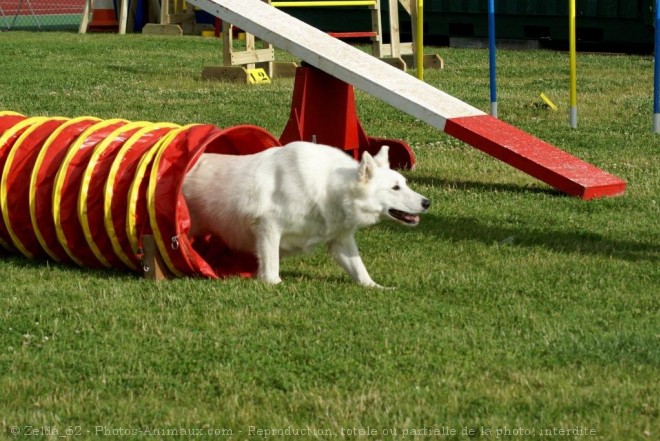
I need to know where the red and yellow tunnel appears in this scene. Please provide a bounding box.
[0,111,281,278]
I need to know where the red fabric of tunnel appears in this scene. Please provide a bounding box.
[0,112,281,278]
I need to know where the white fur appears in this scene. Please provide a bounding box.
[182,141,430,288]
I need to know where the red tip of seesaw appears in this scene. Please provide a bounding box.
[444,115,626,200]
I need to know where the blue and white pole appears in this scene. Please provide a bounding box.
[488,0,497,118]
[654,0,660,133]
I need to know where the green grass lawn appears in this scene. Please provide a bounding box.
[0,32,658,440]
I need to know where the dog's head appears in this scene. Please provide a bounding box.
[356,146,431,226]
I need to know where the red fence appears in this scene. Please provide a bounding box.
[1,0,86,29]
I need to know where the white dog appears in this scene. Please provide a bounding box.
[182,141,430,287]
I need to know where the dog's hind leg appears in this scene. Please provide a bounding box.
[254,219,282,284]
[328,235,383,288]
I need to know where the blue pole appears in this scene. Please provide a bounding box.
[488,0,497,118]
[654,0,660,133]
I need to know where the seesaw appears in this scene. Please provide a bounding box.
[187,0,625,200]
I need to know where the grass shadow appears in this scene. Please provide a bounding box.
[0,254,139,280]
[388,214,659,263]
[409,176,563,197]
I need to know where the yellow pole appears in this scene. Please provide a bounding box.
[416,0,423,80]
[569,0,577,128]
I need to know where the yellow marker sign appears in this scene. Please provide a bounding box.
[540,93,558,111]
[247,68,271,84]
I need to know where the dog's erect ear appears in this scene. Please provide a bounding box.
[358,152,376,183]
[373,145,390,168]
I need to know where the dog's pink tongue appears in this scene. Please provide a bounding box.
[408,214,420,224]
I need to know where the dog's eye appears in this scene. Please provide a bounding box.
[392,185,401,191]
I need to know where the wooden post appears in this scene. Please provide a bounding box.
[118,0,128,33]
[78,0,90,33]
[370,0,383,57]
[388,0,401,58]
[222,19,233,67]
[141,235,174,281]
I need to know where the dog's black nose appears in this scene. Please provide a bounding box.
[422,198,431,210]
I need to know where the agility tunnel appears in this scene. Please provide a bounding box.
[0,110,281,278]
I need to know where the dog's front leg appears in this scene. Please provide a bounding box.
[328,234,383,288]
[254,219,282,284]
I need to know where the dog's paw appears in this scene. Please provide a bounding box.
[259,275,282,285]
[362,281,395,290]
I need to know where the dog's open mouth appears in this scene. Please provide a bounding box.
[388,209,420,226]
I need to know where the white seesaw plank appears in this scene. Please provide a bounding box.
[185,0,485,131]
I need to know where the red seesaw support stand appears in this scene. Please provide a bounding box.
[280,66,416,170]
